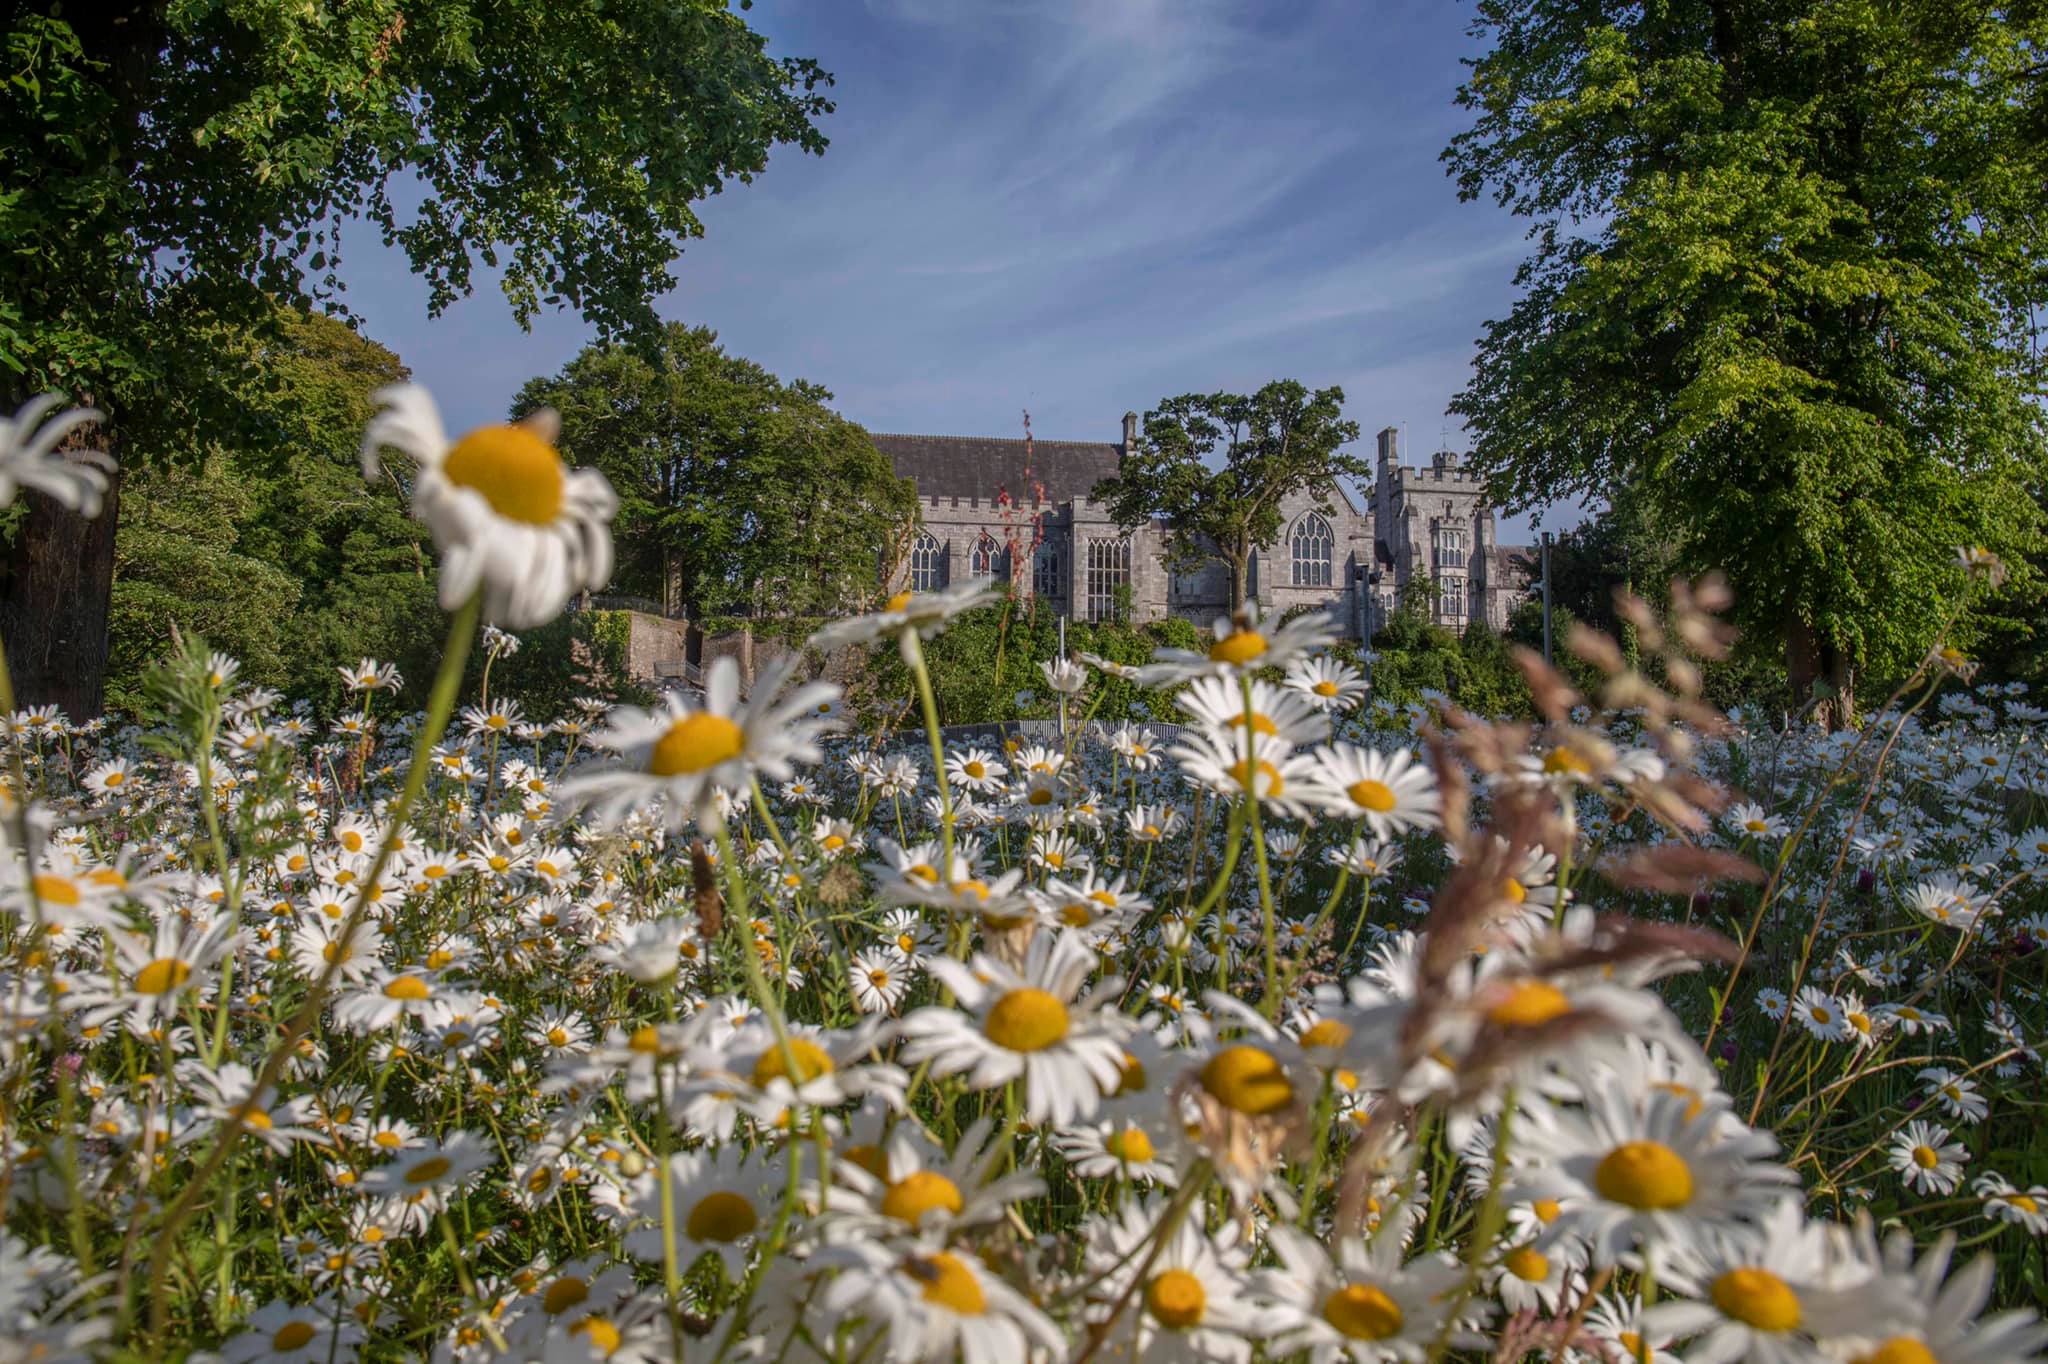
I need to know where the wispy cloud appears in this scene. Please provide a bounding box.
[340,0,1566,539]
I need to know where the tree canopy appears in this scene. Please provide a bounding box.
[1,0,833,712]
[514,324,919,631]
[1091,382,1367,611]
[108,312,440,711]
[1444,0,2048,720]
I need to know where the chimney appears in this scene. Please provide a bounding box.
[1376,426,1400,471]
[1122,411,1139,450]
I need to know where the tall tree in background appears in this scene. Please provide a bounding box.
[1445,1,2048,723]
[1092,382,1366,611]
[515,325,918,630]
[0,0,832,713]
[108,312,442,711]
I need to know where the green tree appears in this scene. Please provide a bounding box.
[1367,577,1462,705]
[1445,0,2048,723]
[1,0,833,713]
[515,325,919,630]
[1451,617,1533,718]
[1092,382,1367,611]
[107,313,441,710]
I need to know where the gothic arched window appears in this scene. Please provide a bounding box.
[910,531,946,591]
[1085,536,1132,623]
[1032,537,1063,599]
[1290,512,1334,588]
[970,534,1009,580]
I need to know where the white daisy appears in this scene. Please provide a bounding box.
[1304,744,1442,838]
[1508,1087,1796,1267]
[897,929,1129,1126]
[1256,1223,1475,1363]
[0,394,111,514]
[1887,1120,1967,1196]
[560,657,839,831]
[360,385,615,626]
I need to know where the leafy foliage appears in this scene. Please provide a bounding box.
[1092,382,1367,610]
[107,314,441,711]
[854,597,1203,729]
[1,1,832,414]
[1444,0,2048,714]
[514,325,918,628]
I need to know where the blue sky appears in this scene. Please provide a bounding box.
[343,0,1572,540]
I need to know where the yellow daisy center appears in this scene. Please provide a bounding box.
[1146,1268,1207,1329]
[751,1038,835,1087]
[133,957,192,995]
[32,874,80,906]
[650,712,744,777]
[1592,1140,1694,1210]
[383,975,432,1001]
[1228,757,1284,797]
[1208,631,1267,665]
[1504,1246,1549,1282]
[1488,981,1570,1029]
[1105,1127,1155,1163]
[1200,1044,1294,1115]
[1323,1283,1403,1340]
[964,761,986,779]
[882,1170,964,1224]
[1710,1267,1801,1332]
[1532,1198,1562,1224]
[405,1156,452,1185]
[271,1321,318,1351]
[983,987,1070,1051]
[1911,1145,1939,1170]
[1115,1052,1149,1094]
[1347,778,1396,812]
[1851,1340,1937,1364]
[1542,747,1590,776]
[885,591,915,612]
[1298,1018,1353,1049]
[843,1144,889,1180]
[2009,1194,2040,1214]
[914,1252,985,1315]
[542,1275,589,1315]
[684,1191,758,1242]
[1313,680,1341,697]
[442,424,566,525]
[571,1317,622,1354]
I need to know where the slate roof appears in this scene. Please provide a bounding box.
[869,433,1123,506]
[1492,544,1537,584]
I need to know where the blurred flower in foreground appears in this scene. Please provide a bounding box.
[0,395,113,516]
[361,384,616,627]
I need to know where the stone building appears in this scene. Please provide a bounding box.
[868,418,1528,642]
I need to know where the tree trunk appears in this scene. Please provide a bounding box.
[0,463,122,718]
[1785,609,1856,730]
[1228,554,1248,612]
[663,546,683,617]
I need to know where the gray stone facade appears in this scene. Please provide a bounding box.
[869,420,1528,642]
